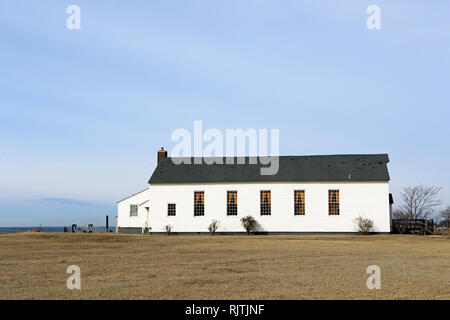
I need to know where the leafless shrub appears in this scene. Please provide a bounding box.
[164,224,172,235]
[240,215,256,235]
[208,220,220,235]
[354,215,374,234]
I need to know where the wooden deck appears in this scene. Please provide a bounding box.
[392,219,435,235]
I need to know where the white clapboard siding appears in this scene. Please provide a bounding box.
[118,181,390,233]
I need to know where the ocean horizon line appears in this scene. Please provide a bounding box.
[0,226,116,233]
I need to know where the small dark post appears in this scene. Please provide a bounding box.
[106,215,109,232]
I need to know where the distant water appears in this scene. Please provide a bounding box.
[0,226,115,233]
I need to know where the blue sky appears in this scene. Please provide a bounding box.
[0,1,449,226]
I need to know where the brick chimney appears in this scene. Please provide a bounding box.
[157,147,167,164]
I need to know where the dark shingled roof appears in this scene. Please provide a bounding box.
[148,154,390,184]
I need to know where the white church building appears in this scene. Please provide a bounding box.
[117,149,392,234]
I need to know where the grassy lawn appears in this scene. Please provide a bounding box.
[0,233,449,299]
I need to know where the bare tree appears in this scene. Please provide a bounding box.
[441,205,450,230]
[393,209,407,219]
[396,184,442,219]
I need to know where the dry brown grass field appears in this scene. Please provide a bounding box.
[0,232,449,300]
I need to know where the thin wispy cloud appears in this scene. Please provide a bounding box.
[41,198,96,206]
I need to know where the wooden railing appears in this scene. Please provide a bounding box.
[392,219,435,235]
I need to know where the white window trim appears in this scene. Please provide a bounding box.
[167,202,177,217]
[259,189,272,216]
[193,190,205,217]
[226,190,238,217]
[294,189,306,216]
[328,189,340,216]
[129,204,138,217]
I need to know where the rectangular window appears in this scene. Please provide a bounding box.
[294,190,305,215]
[227,191,238,216]
[130,204,138,217]
[260,190,271,215]
[329,190,340,215]
[194,191,205,216]
[167,203,176,216]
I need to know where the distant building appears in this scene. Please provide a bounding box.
[117,149,392,234]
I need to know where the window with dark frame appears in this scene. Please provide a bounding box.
[294,190,305,215]
[227,191,238,216]
[328,190,340,215]
[194,191,205,216]
[260,190,271,215]
[167,203,176,216]
[130,204,138,217]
